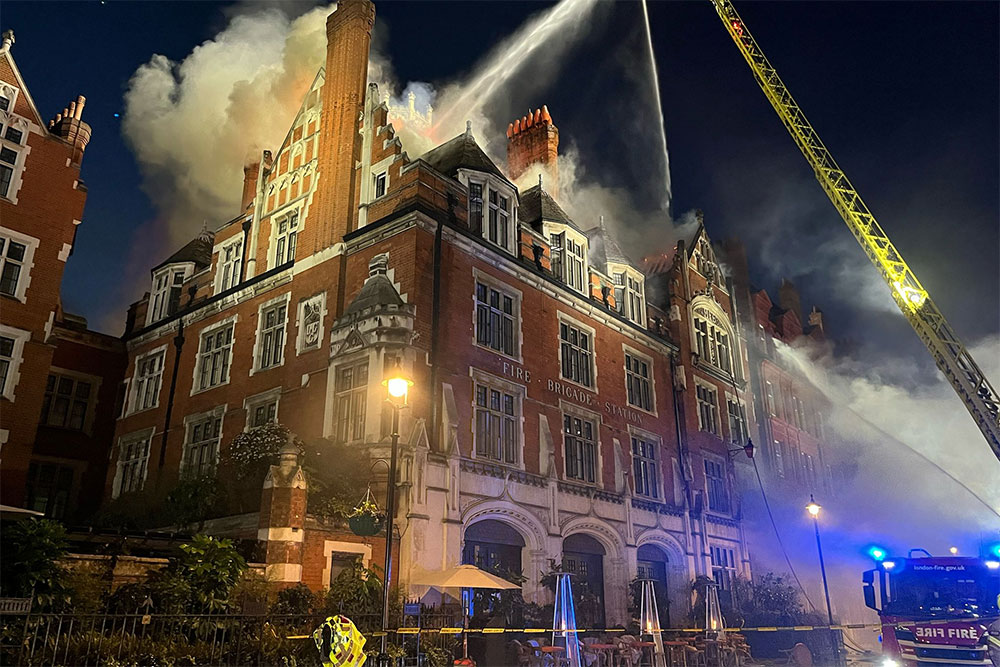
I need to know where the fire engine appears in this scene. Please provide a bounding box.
[862,549,1000,666]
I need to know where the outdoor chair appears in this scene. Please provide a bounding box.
[616,635,642,667]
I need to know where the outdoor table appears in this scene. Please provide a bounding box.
[663,640,689,667]
[632,641,656,667]
[535,645,568,667]
[585,643,618,667]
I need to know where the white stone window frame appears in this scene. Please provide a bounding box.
[545,223,589,295]
[269,205,302,270]
[627,424,663,501]
[295,291,327,355]
[694,377,721,437]
[373,170,388,199]
[702,452,731,515]
[608,262,645,326]
[556,311,599,394]
[559,399,604,487]
[111,427,154,499]
[690,296,741,380]
[329,349,375,445]
[621,343,657,417]
[725,391,749,446]
[213,235,245,295]
[457,170,519,256]
[709,541,740,588]
[147,262,194,326]
[251,292,292,375]
[0,324,30,401]
[180,404,227,477]
[469,368,526,470]
[321,541,372,589]
[0,84,30,205]
[190,314,238,396]
[128,344,168,416]
[0,226,39,303]
[42,366,102,434]
[471,268,523,364]
[244,387,282,431]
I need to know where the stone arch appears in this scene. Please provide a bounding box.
[560,516,625,560]
[636,530,691,625]
[461,499,546,554]
[635,530,686,565]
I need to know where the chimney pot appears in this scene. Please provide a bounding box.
[74,95,86,120]
[533,108,541,124]
[68,101,77,118]
[513,119,521,134]
[506,123,514,138]
[541,105,551,122]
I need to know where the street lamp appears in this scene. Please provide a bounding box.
[380,360,411,651]
[806,495,834,627]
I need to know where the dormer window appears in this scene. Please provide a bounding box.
[469,183,484,233]
[550,231,587,293]
[148,265,190,325]
[487,189,511,251]
[611,265,645,325]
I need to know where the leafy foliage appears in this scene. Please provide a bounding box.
[171,535,247,613]
[271,583,318,616]
[688,572,824,628]
[0,518,71,610]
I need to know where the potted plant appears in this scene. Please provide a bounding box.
[348,488,385,537]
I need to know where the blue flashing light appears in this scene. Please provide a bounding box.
[990,543,1000,559]
[881,560,897,570]
[868,546,887,561]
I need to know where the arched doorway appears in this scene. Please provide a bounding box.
[563,533,606,628]
[636,544,671,627]
[462,519,525,577]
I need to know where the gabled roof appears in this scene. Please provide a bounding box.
[420,129,508,184]
[0,36,47,129]
[342,274,404,317]
[518,183,579,232]
[152,235,214,273]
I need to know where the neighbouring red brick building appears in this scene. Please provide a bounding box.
[105,0,755,620]
[0,30,126,519]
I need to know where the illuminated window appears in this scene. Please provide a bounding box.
[474,382,520,465]
[564,414,597,483]
[334,360,368,443]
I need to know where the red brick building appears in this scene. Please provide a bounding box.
[0,30,124,517]
[106,0,754,620]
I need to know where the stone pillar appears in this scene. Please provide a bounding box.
[258,438,308,587]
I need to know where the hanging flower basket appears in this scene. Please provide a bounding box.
[348,488,385,537]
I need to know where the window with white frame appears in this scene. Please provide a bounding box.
[560,320,593,388]
[148,266,188,324]
[0,326,28,400]
[183,412,222,477]
[256,299,288,371]
[710,544,738,590]
[249,397,278,429]
[613,269,645,325]
[0,98,26,201]
[131,349,165,413]
[468,182,484,234]
[474,382,520,465]
[475,280,518,357]
[772,439,785,477]
[551,232,586,292]
[40,373,93,431]
[704,457,730,513]
[374,171,387,199]
[217,238,243,292]
[195,322,234,391]
[114,432,151,498]
[631,435,659,499]
[696,383,719,435]
[563,413,597,483]
[692,307,734,375]
[765,380,777,417]
[0,234,30,297]
[487,188,511,251]
[274,211,299,266]
[727,397,748,445]
[625,352,652,412]
[333,359,368,443]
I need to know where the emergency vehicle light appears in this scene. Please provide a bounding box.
[986,560,1000,570]
[867,546,887,561]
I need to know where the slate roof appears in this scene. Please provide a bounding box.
[153,235,214,273]
[587,220,633,271]
[420,130,508,183]
[518,184,579,232]
[342,274,404,317]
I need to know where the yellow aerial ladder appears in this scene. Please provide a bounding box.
[710,0,1000,460]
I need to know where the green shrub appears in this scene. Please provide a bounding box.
[0,518,70,610]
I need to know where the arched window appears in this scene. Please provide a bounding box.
[463,519,525,576]
[636,544,671,626]
[563,534,606,627]
[691,299,737,377]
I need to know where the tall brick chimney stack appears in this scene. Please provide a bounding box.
[48,95,91,165]
[307,0,375,255]
[242,155,261,213]
[778,277,802,325]
[507,106,559,195]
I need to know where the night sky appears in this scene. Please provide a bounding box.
[4,1,998,383]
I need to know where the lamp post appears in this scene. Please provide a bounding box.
[805,495,834,626]
[380,361,411,654]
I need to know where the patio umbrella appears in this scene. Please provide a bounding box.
[410,564,521,659]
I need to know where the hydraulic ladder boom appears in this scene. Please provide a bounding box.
[710,0,1000,460]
